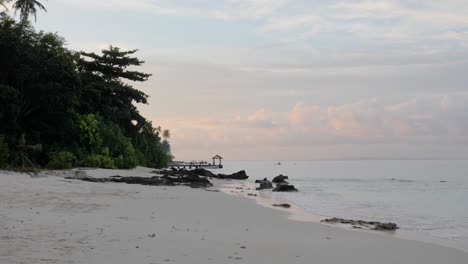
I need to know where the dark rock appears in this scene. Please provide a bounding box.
[255,178,269,183]
[66,173,213,188]
[321,217,398,231]
[273,203,291,208]
[190,168,215,177]
[216,170,249,180]
[158,169,249,181]
[373,222,398,231]
[256,181,273,190]
[272,174,289,184]
[272,184,298,192]
[247,193,258,197]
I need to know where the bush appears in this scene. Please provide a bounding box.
[0,135,9,168]
[80,154,115,169]
[114,155,136,169]
[47,151,76,170]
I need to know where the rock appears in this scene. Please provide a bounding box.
[247,193,258,197]
[273,203,291,208]
[190,168,215,177]
[159,169,250,181]
[216,170,249,180]
[272,184,298,192]
[66,174,213,188]
[255,177,269,183]
[256,181,273,190]
[272,174,289,184]
[373,222,398,231]
[321,217,398,231]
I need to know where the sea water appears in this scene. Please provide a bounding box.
[217,160,468,251]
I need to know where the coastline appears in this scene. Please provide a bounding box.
[219,179,468,253]
[1,167,468,263]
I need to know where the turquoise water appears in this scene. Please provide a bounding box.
[217,160,468,250]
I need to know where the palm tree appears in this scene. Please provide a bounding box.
[12,0,47,22]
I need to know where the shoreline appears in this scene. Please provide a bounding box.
[1,168,468,263]
[217,179,468,253]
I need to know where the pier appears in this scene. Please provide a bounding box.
[169,155,224,169]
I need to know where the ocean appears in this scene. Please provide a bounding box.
[216,160,468,251]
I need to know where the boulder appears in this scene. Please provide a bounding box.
[255,177,269,183]
[217,170,249,180]
[256,181,273,190]
[272,184,298,192]
[272,174,289,184]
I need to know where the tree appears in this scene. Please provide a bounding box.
[12,0,47,22]
[78,46,151,137]
[0,16,80,164]
[0,16,172,169]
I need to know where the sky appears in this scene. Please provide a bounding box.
[7,0,468,160]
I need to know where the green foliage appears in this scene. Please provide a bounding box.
[0,135,9,168]
[80,154,115,169]
[47,151,76,170]
[0,16,172,169]
[133,120,172,168]
[77,114,102,151]
[0,16,80,156]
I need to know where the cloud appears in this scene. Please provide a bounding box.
[288,102,323,126]
[154,93,468,160]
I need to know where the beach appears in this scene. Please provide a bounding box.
[1,167,468,264]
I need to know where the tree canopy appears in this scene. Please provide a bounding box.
[0,15,172,169]
[12,0,47,22]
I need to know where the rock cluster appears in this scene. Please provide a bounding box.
[255,175,298,192]
[67,169,250,189]
[321,217,398,231]
[159,168,249,180]
[67,174,213,188]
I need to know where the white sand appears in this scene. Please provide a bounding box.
[1,168,467,264]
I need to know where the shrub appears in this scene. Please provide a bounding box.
[47,151,76,170]
[0,135,9,168]
[80,154,115,169]
[134,149,147,167]
[77,113,102,151]
[114,155,136,169]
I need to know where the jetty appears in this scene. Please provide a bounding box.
[169,155,224,169]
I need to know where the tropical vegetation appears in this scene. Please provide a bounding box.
[0,2,173,169]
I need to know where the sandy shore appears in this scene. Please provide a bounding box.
[1,167,468,264]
